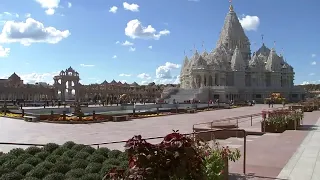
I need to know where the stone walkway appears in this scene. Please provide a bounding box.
[277,117,320,180]
[0,104,279,152]
[229,111,320,180]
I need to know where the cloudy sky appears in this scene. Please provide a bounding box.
[0,0,319,85]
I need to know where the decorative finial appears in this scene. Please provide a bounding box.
[184,50,186,56]
[229,0,234,11]
[202,41,205,51]
[273,41,276,48]
[261,34,264,44]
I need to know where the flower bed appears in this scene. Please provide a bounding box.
[0,142,128,180]
[38,114,112,123]
[261,109,303,133]
[0,112,22,118]
[106,130,241,179]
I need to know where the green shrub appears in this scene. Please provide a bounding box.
[85,163,102,173]
[42,173,65,180]
[8,148,25,157]
[49,163,71,174]
[15,164,34,175]
[23,177,40,180]
[71,144,85,151]
[80,173,101,180]
[119,161,129,169]
[0,172,24,180]
[36,161,54,170]
[26,167,49,179]
[70,159,89,169]
[56,156,73,164]
[52,147,69,156]
[16,154,33,162]
[0,167,10,177]
[80,146,95,154]
[34,151,50,160]
[108,150,122,158]
[0,154,15,165]
[100,164,117,175]
[103,158,121,166]
[45,155,60,164]
[62,141,76,149]
[117,152,128,161]
[65,168,86,178]
[43,143,59,153]
[65,178,78,180]
[62,150,77,158]
[93,148,110,158]
[25,147,42,155]
[24,157,42,166]
[87,154,106,164]
[2,159,22,170]
[73,152,90,160]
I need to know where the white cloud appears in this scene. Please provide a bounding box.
[123,2,139,12]
[45,9,55,15]
[137,73,151,79]
[25,13,31,18]
[0,18,70,46]
[129,47,136,52]
[35,0,60,15]
[311,61,316,65]
[80,64,94,67]
[156,62,181,79]
[119,73,131,77]
[312,54,316,58]
[122,40,134,46]
[125,19,170,40]
[112,55,117,59]
[154,75,180,84]
[148,45,152,49]
[0,12,19,24]
[239,15,260,31]
[309,73,315,76]
[67,2,72,8]
[301,81,310,85]
[0,45,10,57]
[109,6,118,13]
[115,41,120,44]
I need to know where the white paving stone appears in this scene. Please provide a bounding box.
[277,117,320,180]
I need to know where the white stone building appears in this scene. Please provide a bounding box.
[170,4,305,103]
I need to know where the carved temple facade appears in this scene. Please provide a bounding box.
[171,4,305,103]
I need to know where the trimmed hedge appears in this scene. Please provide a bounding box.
[0,142,127,179]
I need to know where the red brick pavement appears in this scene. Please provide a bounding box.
[229,111,320,180]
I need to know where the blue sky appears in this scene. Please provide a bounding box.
[0,0,319,85]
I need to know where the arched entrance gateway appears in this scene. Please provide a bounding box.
[53,67,80,101]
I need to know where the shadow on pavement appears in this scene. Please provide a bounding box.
[229,173,289,180]
[297,124,318,131]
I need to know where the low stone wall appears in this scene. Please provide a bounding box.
[23,103,229,115]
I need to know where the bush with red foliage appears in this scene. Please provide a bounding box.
[106,130,206,180]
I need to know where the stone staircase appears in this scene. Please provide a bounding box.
[165,89,199,103]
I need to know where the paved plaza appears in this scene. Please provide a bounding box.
[0,104,278,152]
[2,104,320,179]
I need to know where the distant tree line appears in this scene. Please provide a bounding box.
[297,84,320,91]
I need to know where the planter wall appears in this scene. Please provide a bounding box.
[261,122,286,133]
[286,119,301,130]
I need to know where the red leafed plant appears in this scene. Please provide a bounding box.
[107,130,206,179]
